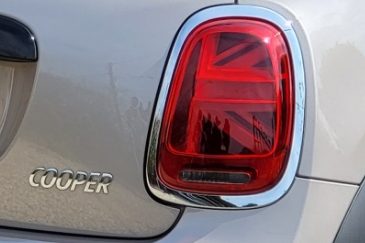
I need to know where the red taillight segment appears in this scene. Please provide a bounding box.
[158,18,294,195]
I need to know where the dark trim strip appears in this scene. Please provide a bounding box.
[0,15,37,62]
[335,177,365,243]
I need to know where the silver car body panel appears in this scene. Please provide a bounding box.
[0,0,362,242]
[0,178,355,243]
[161,178,357,243]
[0,0,228,238]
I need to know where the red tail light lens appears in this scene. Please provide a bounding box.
[157,18,294,195]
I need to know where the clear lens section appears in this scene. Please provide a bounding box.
[158,19,294,195]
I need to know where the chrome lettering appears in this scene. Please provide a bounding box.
[29,167,112,194]
[84,172,100,193]
[96,173,113,193]
[29,167,46,187]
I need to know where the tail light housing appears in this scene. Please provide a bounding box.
[146,5,305,209]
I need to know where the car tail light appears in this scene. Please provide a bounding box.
[146,5,305,208]
[157,18,293,195]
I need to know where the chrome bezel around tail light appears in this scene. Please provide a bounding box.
[145,5,305,209]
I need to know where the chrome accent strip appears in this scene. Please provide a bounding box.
[146,5,305,209]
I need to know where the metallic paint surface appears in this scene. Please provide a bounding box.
[0,178,355,243]
[0,0,361,241]
[160,178,357,243]
[0,0,230,238]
